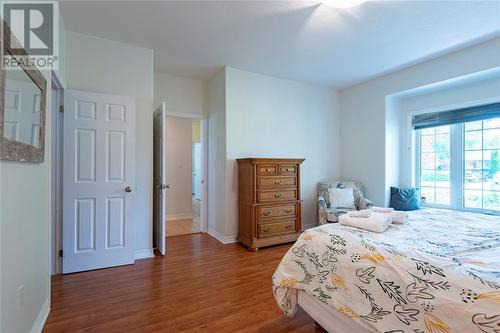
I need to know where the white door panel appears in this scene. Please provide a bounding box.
[63,90,135,273]
[153,103,166,255]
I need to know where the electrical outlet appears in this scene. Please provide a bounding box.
[17,285,24,308]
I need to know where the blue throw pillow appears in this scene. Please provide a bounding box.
[390,187,420,211]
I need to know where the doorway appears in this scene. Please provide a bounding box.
[164,116,202,236]
[152,107,208,253]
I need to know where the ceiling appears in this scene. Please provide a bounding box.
[60,1,500,88]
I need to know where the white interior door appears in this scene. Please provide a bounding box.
[153,103,167,255]
[62,89,135,273]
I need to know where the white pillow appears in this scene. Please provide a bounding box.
[328,187,356,208]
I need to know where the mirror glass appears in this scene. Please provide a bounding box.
[3,69,42,147]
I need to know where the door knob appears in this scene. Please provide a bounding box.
[125,186,133,193]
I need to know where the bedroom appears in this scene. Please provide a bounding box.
[0,0,499,332]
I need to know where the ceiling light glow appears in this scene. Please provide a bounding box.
[322,0,369,9]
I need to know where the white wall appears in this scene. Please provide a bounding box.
[394,69,500,190]
[65,31,154,255]
[154,72,207,115]
[1,70,52,333]
[0,10,69,331]
[396,70,500,114]
[166,116,193,219]
[54,13,67,88]
[339,38,500,206]
[214,67,340,239]
[384,96,402,205]
[207,69,227,238]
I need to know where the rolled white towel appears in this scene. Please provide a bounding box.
[339,212,392,233]
[370,207,408,224]
[348,210,371,218]
[371,206,394,213]
[390,211,409,224]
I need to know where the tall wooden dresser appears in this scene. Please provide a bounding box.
[237,158,305,251]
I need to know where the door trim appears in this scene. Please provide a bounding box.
[50,71,64,275]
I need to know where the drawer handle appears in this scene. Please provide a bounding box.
[285,168,293,172]
[285,209,293,214]
[265,168,272,172]
[263,227,271,232]
[274,193,283,198]
[285,225,293,230]
[274,179,282,184]
[263,211,271,216]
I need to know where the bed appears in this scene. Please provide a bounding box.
[272,208,500,333]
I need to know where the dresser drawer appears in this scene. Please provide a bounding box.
[258,165,277,176]
[258,219,296,238]
[279,165,297,175]
[258,189,297,203]
[257,176,296,189]
[258,204,296,219]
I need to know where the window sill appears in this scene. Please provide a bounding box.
[421,203,500,216]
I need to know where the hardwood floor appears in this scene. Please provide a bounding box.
[43,233,321,332]
[166,217,201,237]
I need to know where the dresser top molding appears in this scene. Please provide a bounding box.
[236,158,305,164]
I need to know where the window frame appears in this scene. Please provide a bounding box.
[415,121,500,215]
[415,125,455,209]
[462,120,500,213]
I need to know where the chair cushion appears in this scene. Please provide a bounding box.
[389,186,421,211]
[328,187,356,208]
[326,207,356,222]
[318,181,365,209]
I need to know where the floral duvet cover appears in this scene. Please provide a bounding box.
[272,208,500,333]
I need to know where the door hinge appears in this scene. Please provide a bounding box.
[58,249,63,257]
[59,105,64,113]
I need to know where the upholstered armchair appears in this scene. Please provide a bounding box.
[318,180,373,224]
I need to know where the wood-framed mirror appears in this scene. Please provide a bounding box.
[0,20,47,163]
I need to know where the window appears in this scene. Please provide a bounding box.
[464,119,500,210]
[419,126,450,205]
[415,111,500,213]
